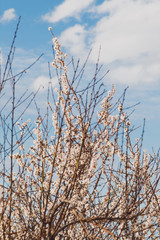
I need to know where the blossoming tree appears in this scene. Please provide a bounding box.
[0,24,160,240]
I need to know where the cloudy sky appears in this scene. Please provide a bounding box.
[0,0,160,152]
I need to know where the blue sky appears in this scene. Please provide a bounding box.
[0,0,160,152]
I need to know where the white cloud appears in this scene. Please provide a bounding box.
[93,0,160,86]
[109,65,142,85]
[90,0,160,63]
[0,8,16,23]
[32,76,58,92]
[42,0,94,23]
[57,0,160,86]
[59,24,87,59]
